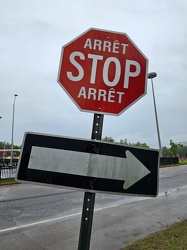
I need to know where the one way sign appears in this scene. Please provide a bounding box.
[16,132,159,197]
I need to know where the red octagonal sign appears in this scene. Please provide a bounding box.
[58,28,148,116]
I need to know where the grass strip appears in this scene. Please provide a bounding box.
[122,220,187,250]
[0,178,17,185]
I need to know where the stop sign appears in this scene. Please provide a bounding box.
[57,28,148,115]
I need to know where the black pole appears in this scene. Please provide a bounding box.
[78,113,104,250]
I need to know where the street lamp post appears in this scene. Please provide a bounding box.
[10,94,18,165]
[147,72,162,157]
[0,116,2,141]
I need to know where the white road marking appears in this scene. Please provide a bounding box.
[0,185,187,234]
[0,211,82,233]
[0,203,121,233]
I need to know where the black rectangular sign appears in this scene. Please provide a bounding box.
[16,132,159,196]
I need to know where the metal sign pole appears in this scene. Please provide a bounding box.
[78,113,104,250]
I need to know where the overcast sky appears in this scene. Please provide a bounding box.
[0,0,187,149]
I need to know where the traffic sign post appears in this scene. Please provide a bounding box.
[16,28,155,249]
[78,113,104,250]
[58,28,148,115]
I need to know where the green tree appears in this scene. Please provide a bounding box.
[102,136,115,142]
[177,144,187,158]
[119,139,150,148]
[162,146,172,157]
[129,141,150,148]
[0,141,11,149]
[169,140,178,156]
[119,139,128,145]
[0,141,21,150]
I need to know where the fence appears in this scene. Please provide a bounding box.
[160,157,179,165]
[0,166,17,180]
[0,157,180,181]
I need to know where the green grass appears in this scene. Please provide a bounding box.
[0,178,17,185]
[179,159,187,165]
[121,220,187,250]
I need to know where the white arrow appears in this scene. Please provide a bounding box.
[28,146,150,190]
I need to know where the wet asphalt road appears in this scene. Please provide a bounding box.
[0,165,187,249]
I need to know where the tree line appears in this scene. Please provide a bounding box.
[0,141,21,157]
[0,141,21,150]
[0,139,187,158]
[102,137,187,158]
